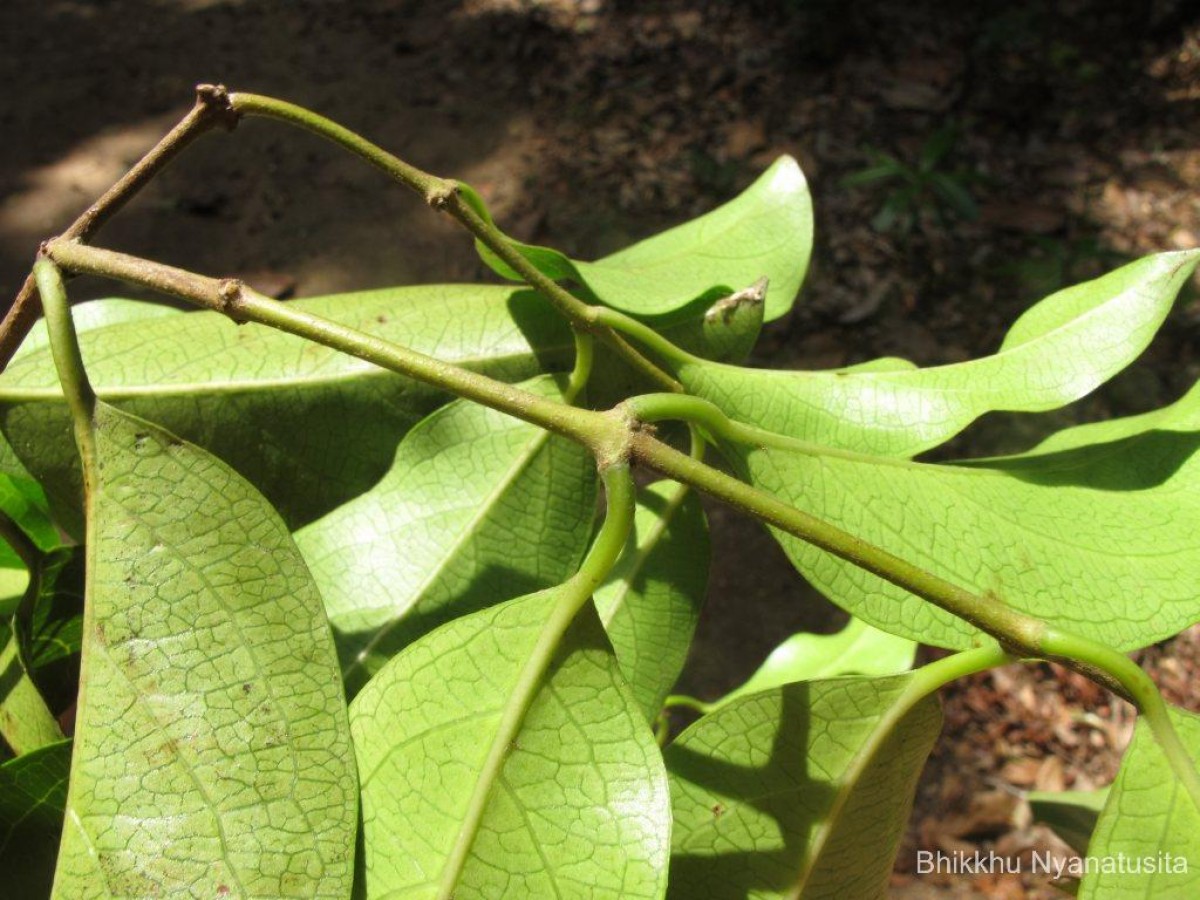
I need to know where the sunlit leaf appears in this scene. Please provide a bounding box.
[296,376,596,694]
[0,283,758,534]
[594,480,709,720]
[677,251,1199,457]
[351,591,670,898]
[726,377,1200,650]
[53,404,357,897]
[468,156,813,321]
[709,617,917,710]
[0,284,574,533]
[1080,709,1200,898]
[666,672,941,898]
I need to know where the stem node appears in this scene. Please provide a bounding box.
[425,179,460,209]
[194,83,240,131]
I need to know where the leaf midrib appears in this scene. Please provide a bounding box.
[0,341,571,404]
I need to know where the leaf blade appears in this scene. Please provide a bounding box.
[351,592,670,898]
[1080,709,1200,898]
[666,672,941,898]
[679,251,1199,457]
[594,480,710,720]
[473,156,813,321]
[53,404,358,898]
[729,377,1200,650]
[296,376,597,692]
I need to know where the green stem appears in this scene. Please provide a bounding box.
[564,330,594,404]
[33,260,96,464]
[590,305,702,367]
[45,240,625,461]
[630,432,1050,657]
[1040,629,1200,814]
[436,464,634,898]
[663,693,713,716]
[227,92,682,393]
[627,392,912,469]
[43,241,1157,725]
[906,646,1011,697]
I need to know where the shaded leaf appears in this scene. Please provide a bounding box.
[678,251,1199,457]
[296,376,596,694]
[594,480,709,721]
[725,377,1200,650]
[666,672,941,898]
[0,631,63,755]
[0,739,71,898]
[0,285,758,535]
[0,284,574,533]
[351,591,670,899]
[710,617,917,710]
[468,156,813,321]
[1028,788,1109,855]
[53,404,357,897]
[1081,709,1200,898]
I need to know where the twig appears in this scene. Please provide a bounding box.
[0,84,238,370]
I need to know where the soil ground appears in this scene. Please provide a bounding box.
[4,1,1200,896]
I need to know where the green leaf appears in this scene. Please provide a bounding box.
[710,617,917,710]
[25,548,85,716]
[593,480,709,721]
[1028,788,1109,855]
[1080,709,1200,898]
[11,298,180,363]
[730,378,1200,650]
[53,404,357,897]
[0,471,58,594]
[0,629,63,755]
[351,591,670,899]
[665,672,941,898]
[677,251,1200,457]
[0,285,758,536]
[0,739,71,898]
[296,376,596,694]
[469,156,813,321]
[0,284,575,533]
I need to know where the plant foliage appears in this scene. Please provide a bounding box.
[0,90,1197,898]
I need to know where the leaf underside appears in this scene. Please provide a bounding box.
[297,376,597,694]
[351,591,670,899]
[53,403,357,898]
[666,674,940,899]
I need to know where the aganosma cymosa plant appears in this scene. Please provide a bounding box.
[0,85,1196,899]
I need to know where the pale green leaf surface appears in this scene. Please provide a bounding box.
[732,377,1200,650]
[594,480,709,721]
[351,591,670,899]
[296,376,596,693]
[471,156,813,320]
[12,298,180,363]
[666,673,940,899]
[0,284,573,532]
[1081,710,1200,898]
[0,283,757,535]
[0,739,71,898]
[679,251,1199,457]
[53,403,357,898]
[711,617,917,710]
